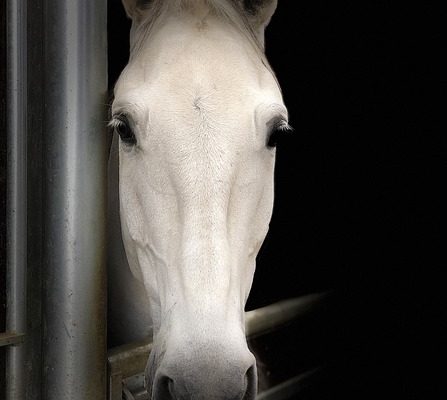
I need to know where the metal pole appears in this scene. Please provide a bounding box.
[42,1,108,399]
[5,0,27,398]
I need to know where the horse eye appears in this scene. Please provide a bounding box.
[115,116,136,145]
[266,120,292,148]
[267,127,281,148]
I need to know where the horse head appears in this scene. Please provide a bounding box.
[111,1,289,398]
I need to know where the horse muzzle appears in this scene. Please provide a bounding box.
[148,336,257,400]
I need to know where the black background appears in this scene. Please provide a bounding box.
[106,1,442,399]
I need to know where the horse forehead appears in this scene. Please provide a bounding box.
[121,16,267,93]
[126,51,260,102]
[120,59,265,132]
[114,16,281,140]
[118,58,260,134]
[115,11,283,108]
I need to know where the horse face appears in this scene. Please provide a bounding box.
[112,1,285,398]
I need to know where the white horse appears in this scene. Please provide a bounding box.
[108,1,290,398]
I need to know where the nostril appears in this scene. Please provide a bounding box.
[167,377,175,398]
[242,364,258,400]
[154,374,176,400]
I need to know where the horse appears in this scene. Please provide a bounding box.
[107,1,290,398]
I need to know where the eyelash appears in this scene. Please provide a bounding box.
[109,115,137,146]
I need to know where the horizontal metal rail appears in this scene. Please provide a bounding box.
[0,332,25,348]
[107,293,328,400]
[108,339,154,397]
[257,368,320,400]
[245,293,327,338]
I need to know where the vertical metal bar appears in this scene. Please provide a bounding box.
[25,1,46,398]
[42,1,108,399]
[109,373,124,400]
[5,0,27,398]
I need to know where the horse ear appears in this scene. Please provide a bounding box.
[241,0,278,36]
[121,0,151,20]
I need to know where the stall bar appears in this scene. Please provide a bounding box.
[41,1,108,399]
[5,1,108,399]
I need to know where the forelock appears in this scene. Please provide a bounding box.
[130,0,264,58]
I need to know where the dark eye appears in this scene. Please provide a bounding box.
[114,115,136,145]
[267,127,281,148]
[267,121,292,148]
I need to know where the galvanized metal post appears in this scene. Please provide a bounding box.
[42,1,108,399]
[5,0,27,398]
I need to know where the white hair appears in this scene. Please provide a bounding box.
[129,0,271,73]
